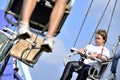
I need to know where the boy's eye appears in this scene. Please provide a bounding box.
[95,38,101,39]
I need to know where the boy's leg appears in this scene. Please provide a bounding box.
[60,61,80,80]
[41,0,66,52]
[18,0,37,38]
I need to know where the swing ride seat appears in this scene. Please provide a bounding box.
[64,48,111,80]
[4,0,74,36]
[0,27,43,67]
[0,0,75,67]
[87,60,111,80]
[10,33,43,66]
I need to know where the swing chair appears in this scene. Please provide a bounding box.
[64,0,118,79]
[0,0,75,68]
[4,0,75,36]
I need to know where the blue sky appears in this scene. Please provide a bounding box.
[0,0,120,80]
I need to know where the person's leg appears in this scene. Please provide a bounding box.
[109,50,120,80]
[41,0,66,52]
[111,52,120,74]
[18,0,37,38]
[60,61,81,80]
[22,0,37,23]
[48,0,66,36]
[76,65,90,80]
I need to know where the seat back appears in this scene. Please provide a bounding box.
[10,33,43,67]
[88,62,109,80]
[10,0,52,30]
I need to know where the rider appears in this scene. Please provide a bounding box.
[60,29,110,80]
[17,0,66,52]
[109,37,120,80]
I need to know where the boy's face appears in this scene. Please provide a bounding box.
[95,34,105,46]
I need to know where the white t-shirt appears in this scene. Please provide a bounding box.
[83,44,110,65]
[82,44,110,72]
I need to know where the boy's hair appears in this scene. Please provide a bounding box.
[96,29,107,43]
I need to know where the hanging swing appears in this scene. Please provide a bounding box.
[64,0,118,79]
[0,0,76,67]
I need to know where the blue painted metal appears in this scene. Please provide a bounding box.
[0,9,22,80]
[0,57,14,80]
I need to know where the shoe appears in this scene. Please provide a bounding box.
[17,22,31,39]
[108,73,116,80]
[41,37,54,52]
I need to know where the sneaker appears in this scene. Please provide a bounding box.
[17,22,31,39]
[41,37,54,52]
[108,73,116,80]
